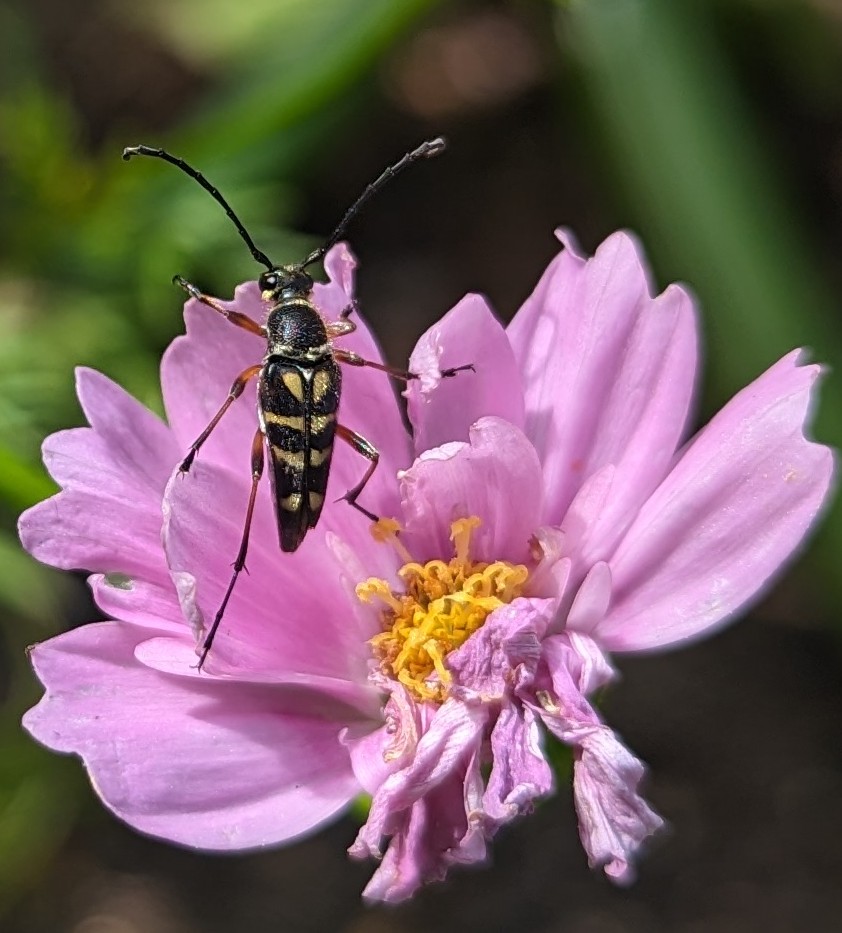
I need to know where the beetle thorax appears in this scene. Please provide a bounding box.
[265,301,331,362]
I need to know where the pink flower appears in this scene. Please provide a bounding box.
[21,232,833,902]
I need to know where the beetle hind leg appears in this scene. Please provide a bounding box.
[335,424,380,523]
[196,427,265,670]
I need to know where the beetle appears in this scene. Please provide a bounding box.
[122,139,471,667]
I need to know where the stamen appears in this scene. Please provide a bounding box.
[358,517,529,704]
[370,517,414,565]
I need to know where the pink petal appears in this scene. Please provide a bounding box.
[564,563,613,636]
[536,634,662,881]
[24,622,361,850]
[399,417,543,565]
[406,294,525,453]
[19,369,178,584]
[572,283,698,561]
[599,351,834,651]
[135,636,380,719]
[509,231,685,524]
[315,245,414,517]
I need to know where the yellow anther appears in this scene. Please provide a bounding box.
[359,517,529,704]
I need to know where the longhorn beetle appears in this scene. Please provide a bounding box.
[123,138,471,668]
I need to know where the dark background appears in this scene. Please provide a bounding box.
[2,0,842,930]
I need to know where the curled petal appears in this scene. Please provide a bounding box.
[483,702,553,826]
[400,417,543,565]
[448,599,551,698]
[351,699,485,858]
[573,728,664,884]
[599,351,834,651]
[359,768,485,904]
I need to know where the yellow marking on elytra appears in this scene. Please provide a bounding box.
[312,369,332,403]
[264,412,305,431]
[282,371,304,403]
[308,491,325,510]
[281,493,302,511]
[309,447,331,467]
[273,447,305,470]
[310,414,335,435]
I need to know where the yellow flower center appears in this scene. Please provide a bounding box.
[356,517,529,704]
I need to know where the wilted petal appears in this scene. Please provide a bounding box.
[573,728,664,883]
[351,699,485,858]
[359,770,482,903]
[448,599,550,698]
[599,351,834,651]
[536,635,662,882]
[24,622,362,850]
[407,294,525,453]
[484,702,553,825]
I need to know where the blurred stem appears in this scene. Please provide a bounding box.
[560,0,842,608]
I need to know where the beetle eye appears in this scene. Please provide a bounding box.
[259,271,278,291]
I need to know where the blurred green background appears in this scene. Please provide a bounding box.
[2,0,842,930]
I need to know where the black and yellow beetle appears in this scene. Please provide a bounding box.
[123,139,471,666]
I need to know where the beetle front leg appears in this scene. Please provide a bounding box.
[335,424,380,523]
[326,300,359,338]
[173,275,265,337]
[334,348,474,383]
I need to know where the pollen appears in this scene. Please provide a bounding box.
[356,517,529,703]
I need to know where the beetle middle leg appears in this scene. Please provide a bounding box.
[180,363,262,473]
[333,348,474,382]
[197,427,265,670]
[335,423,380,523]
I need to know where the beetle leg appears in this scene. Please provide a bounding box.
[339,299,360,321]
[197,427,265,670]
[180,364,262,473]
[334,348,474,382]
[335,423,380,523]
[173,275,265,337]
[326,300,358,338]
[326,318,356,338]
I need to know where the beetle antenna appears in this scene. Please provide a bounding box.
[122,145,275,271]
[300,137,447,270]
